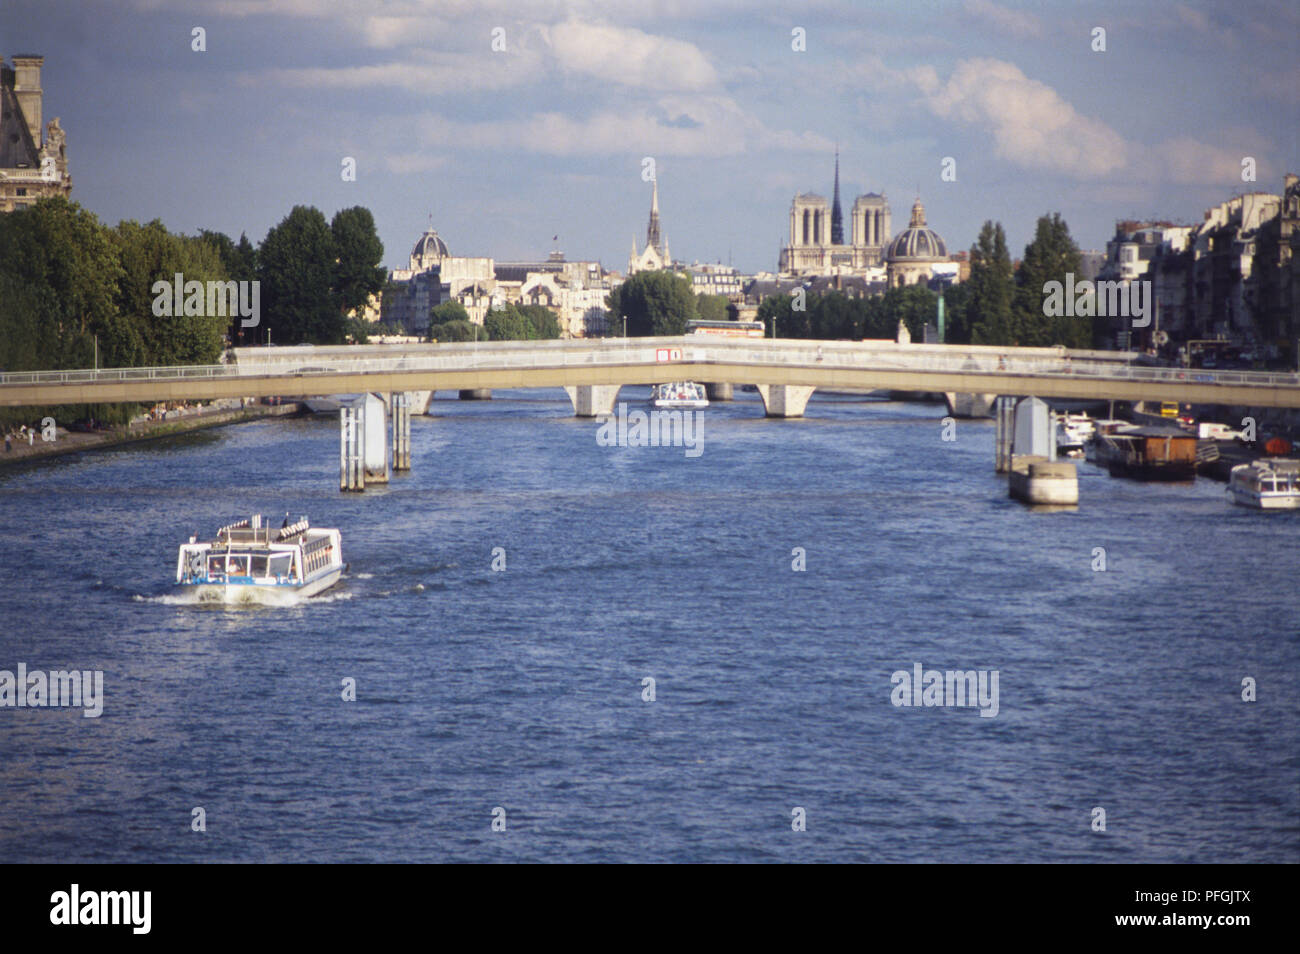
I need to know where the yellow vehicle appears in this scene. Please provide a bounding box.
[1159,401,1179,418]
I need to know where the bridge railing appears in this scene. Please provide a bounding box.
[3,340,1298,390]
[0,363,239,385]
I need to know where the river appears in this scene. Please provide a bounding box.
[0,389,1295,862]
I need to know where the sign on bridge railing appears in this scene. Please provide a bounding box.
[655,348,683,362]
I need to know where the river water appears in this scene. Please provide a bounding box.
[1,389,1296,862]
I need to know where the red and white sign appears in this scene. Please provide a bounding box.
[655,348,682,362]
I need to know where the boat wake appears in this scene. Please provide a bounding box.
[133,588,353,608]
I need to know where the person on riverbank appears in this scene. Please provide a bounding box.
[4,433,10,453]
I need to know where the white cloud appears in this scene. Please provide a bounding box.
[914,58,1128,178]
[544,19,720,92]
[1144,136,1264,187]
[257,47,544,93]
[962,0,1043,39]
[413,96,830,158]
[1173,3,1211,32]
[384,153,451,175]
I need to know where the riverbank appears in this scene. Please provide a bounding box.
[0,401,304,468]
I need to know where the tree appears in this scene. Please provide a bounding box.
[484,304,533,340]
[429,300,470,331]
[966,221,1016,346]
[938,280,974,344]
[330,207,386,319]
[606,270,697,336]
[257,205,341,344]
[114,220,229,365]
[197,230,259,340]
[877,285,939,341]
[695,294,730,323]
[517,303,561,339]
[429,319,480,342]
[757,292,793,338]
[810,292,860,339]
[0,198,122,375]
[1014,213,1085,348]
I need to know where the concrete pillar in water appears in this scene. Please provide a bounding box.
[391,392,411,471]
[756,384,815,418]
[994,395,1015,473]
[458,389,492,400]
[339,405,365,491]
[564,384,621,417]
[704,382,733,402]
[362,393,389,484]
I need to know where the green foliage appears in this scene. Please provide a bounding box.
[429,301,471,330]
[938,281,974,344]
[516,303,561,339]
[1013,213,1086,348]
[428,319,480,342]
[756,287,939,342]
[484,304,533,341]
[966,221,1016,346]
[695,294,731,323]
[0,198,122,374]
[606,270,697,336]
[757,293,792,338]
[809,292,860,339]
[330,207,386,318]
[257,205,341,345]
[115,220,230,365]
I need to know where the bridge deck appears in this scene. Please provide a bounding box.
[2,338,1297,408]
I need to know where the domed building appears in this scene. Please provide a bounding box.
[886,198,949,288]
[409,227,450,271]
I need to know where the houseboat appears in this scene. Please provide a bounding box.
[176,514,344,602]
[1093,425,1198,481]
[1228,458,1300,509]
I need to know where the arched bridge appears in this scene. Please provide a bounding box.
[2,338,1297,417]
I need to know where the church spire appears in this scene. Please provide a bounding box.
[831,149,844,245]
[646,178,663,253]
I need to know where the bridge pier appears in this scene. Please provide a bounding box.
[756,384,815,418]
[704,382,733,402]
[340,404,365,491]
[391,391,411,471]
[339,394,389,491]
[944,392,997,418]
[564,384,621,417]
[994,396,1015,473]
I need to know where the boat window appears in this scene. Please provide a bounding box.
[228,555,250,577]
[207,556,225,577]
[269,554,293,578]
[250,556,269,578]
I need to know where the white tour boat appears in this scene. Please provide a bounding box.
[1054,412,1094,458]
[1228,458,1300,510]
[176,514,344,602]
[651,381,709,410]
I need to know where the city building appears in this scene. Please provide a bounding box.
[628,179,670,274]
[1102,176,1300,365]
[780,155,892,275]
[381,226,614,338]
[0,55,71,212]
[884,197,953,288]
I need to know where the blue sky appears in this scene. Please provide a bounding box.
[4,0,1297,273]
